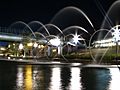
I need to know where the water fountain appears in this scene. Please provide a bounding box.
[1,1,120,90]
[50,6,95,34]
[1,1,120,65]
[89,0,120,64]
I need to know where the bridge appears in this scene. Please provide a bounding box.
[0,27,47,44]
[0,27,25,42]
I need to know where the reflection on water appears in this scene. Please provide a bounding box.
[50,67,61,90]
[61,67,71,90]
[70,68,81,90]
[109,68,120,90]
[16,67,23,89]
[16,65,33,90]
[0,63,120,90]
[25,65,32,90]
[81,68,111,90]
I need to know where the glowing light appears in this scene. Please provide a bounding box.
[72,32,84,45]
[94,25,120,48]
[93,38,116,47]
[19,43,24,50]
[0,54,3,56]
[52,49,57,52]
[13,43,15,46]
[33,42,38,48]
[8,44,10,48]
[38,45,41,48]
[49,37,61,47]
[111,25,120,42]
[71,63,81,66]
[73,34,79,44]
[27,42,33,47]
[40,45,44,48]
[38,45,44,48]
[8,57,11,59]
[0,47,5,51]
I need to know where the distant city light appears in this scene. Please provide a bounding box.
[19,43,24,50]
[27,42,33,47]
[33,42,38,48]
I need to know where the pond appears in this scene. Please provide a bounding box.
[0,62,120,90]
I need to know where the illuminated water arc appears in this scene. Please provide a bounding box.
[63,26,89,48]
[95,0,113,29]
[46,35,59,39]
[8,21,36,38]
[45,24,64,37]
[62,33,87,61]
[29,32,48,58]
[46,35,68,61]
[51,6,95,31]
[29,32,47,40]
[62,26,89,35]
[98,28,115,63]
[98,47,110,64]
[89,29,109,63]
[28,21,45,30]
[65,33,87,47]
[101,0,120,29]
[28,21,50,36]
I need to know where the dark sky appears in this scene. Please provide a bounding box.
[0,0,116,29]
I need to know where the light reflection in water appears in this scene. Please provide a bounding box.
[15,65,120,90]
[109,68,120,90]
[69,67,81,90]
[32,69,38,89]
[16,67,24,89]
[24,65,32,90]
[50,67,61,90]
[32,67,45,89]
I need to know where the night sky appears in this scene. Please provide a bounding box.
[0,0,116,29]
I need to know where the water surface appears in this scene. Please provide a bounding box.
[0,62,120,90]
